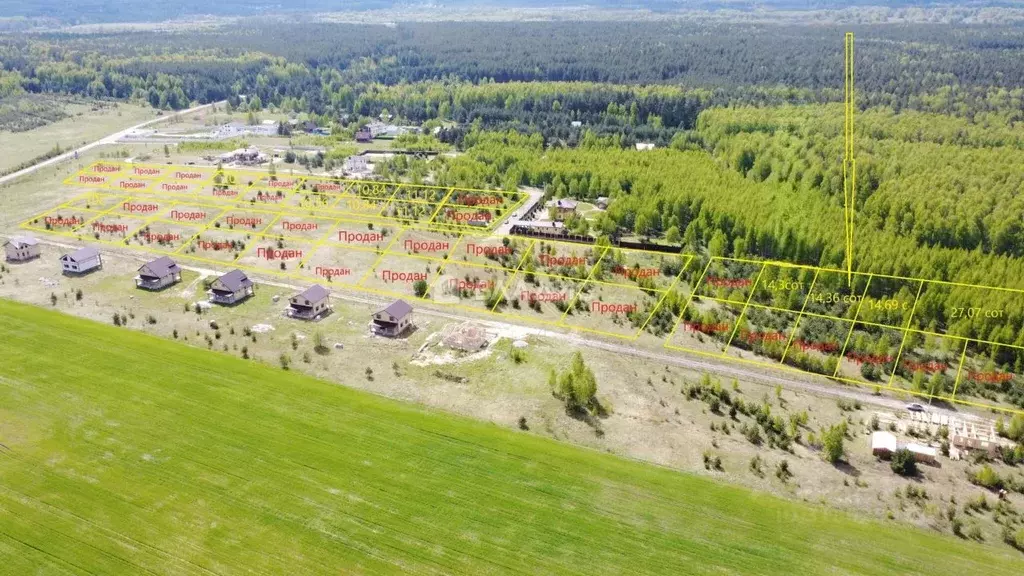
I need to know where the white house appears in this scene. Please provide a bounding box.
[60,246,102,275]
[3,236,40,262]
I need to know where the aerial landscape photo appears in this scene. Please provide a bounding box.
[3,1,1024,574]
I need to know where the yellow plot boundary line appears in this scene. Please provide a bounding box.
[719,263,767,356]
[663,258,715,348]
[832,275,874,377]
[423,234,466,299]
[844,32,856,284]
[558,246,610,323]
[949,340,970,402]
[887,280,926,387]
[490,240,538,313]
[631,254,695,340]
[356,227,407,287]
[21,210,1024,416]
[779,269,820,363]
[29,162,1024,415]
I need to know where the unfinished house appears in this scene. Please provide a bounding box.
[60,246,102,275]
[135,256,182,290]
[371,300,414,337]
[208,269,254,305]
[288,285,331,320]
[3,236,40,262]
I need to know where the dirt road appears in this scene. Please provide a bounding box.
[0,101,222,187]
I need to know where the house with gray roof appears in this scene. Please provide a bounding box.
[60,246,102,275]
[3,235,40,262]
[371,299,414,337]
[288,284,331,320]
[544,198,578,221]
[135,256,182,290]
[208,269,254,305]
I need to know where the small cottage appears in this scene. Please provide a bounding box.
[545,198,578,221]
[288,285,331,320]
[136,256,182,290]
[60,246,102,275]
[208,269,254,305]
[3,236,40,262]
[371,300,414,337]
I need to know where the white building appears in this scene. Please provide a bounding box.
[3,236,40,262]
[871,431,898,458]
[344,155,373,177]
[60,246,103,275]
[906,443,938,464]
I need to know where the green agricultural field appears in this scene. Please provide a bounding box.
[0,298,1020,575]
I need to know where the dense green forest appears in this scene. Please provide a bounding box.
[6,21,1024,113]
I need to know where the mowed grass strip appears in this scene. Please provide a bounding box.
[0,299,1019,575]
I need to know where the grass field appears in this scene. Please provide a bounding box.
[0,298,1021,575]
[0,99,155,174]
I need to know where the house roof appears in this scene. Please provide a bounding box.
[215,269,252,292]
[62,246,100,262]
[871,431,897,452]
[906,443,938,457]
[294,284,329,303]
[4,236,38,249]
[379,299,413,319]
[140,256,179,278]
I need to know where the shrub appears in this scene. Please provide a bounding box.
[890,448,918,477]
[518,417,529,431]
[241,346,249,359]
[75,288,83,301]
[146,314,157,325]
[112,313,121,326]
[821,422,847,464]
[749,455,764,477]
[775,460,792,482]
[172,329,178,339]
[510,347,526,364]
[1011,527,1024,551]
[743,424,763,446]
[313,330,329,355]
[302,351,312,363]
[50,293,58,306]
[967,524,983,541]
[970,465,1003,489]
[279,353,291,370]
[413,279,428,297]
[952,518,964,537]
[702,450,723,471]
[708,397,721,414]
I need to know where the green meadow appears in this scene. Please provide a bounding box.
[0,299,1019,575]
